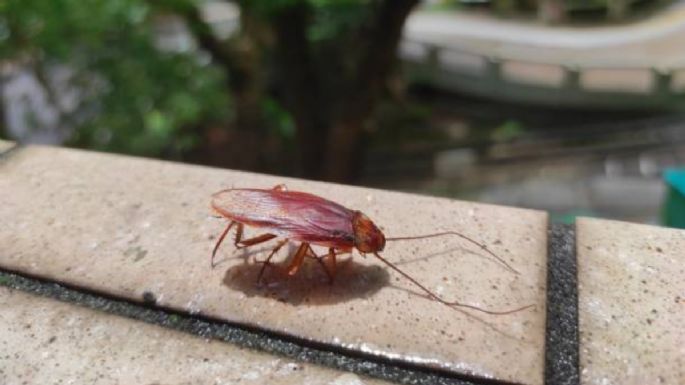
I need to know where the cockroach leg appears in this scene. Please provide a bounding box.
[211,221,236,268]
[212,221,279,269]
[328,249,337,276]
[285,243,310,277]
[322,248,337,283]
[305,246,337,284]
[231,222,277,250]
[304,246,329,281]
[256,238,289,284]
[236,233,278,249]
[233,223,243,247]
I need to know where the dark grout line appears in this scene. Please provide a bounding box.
[545,224,580,385]
[0,268,516,385]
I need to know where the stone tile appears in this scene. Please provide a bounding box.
[0,139,15,155]
[0,146,548,385]
[0,287,389,385]
[577,218,685,385]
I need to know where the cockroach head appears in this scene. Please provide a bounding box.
[352,211,385,253]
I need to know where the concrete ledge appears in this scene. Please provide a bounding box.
[0,269,499,385]
[5,144,683,385]
[0,145,548,385]
[0,224,578,385]
[577,218,685,384]
[0,285,392,385]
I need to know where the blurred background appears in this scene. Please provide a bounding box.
[2,0,685,225]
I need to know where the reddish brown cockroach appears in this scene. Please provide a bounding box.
[210,185,532,315]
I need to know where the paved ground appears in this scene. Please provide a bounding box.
[0,144,549,385]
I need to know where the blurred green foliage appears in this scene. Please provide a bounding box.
[0,0,230,157]
[1,0,419,180]
[490,120,525,142]
[262,97,296,141]
[305,1,373,42]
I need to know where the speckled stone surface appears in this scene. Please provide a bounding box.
[0,146,548,385]
[577,217,685,385]
[0,286,390,385]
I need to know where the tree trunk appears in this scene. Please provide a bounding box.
[272,4,329,179]
[324,118,367,182]
[323,0,418,182]
[175,0,419,181]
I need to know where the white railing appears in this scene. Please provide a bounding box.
[401,38,685,107]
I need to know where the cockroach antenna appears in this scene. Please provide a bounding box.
[386,231,519,275]
[372,252,534,315]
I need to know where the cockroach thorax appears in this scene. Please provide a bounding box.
[352,211,386,253]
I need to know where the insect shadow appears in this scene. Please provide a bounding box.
[222,254,390,306]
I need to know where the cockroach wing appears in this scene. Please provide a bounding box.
[212,189,356,249]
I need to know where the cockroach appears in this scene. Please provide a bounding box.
[210,184,533,315]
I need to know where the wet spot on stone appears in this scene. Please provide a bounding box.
[134,249,147,262]
[124,245,147,262]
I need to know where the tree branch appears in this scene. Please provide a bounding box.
[32,61,79,132]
